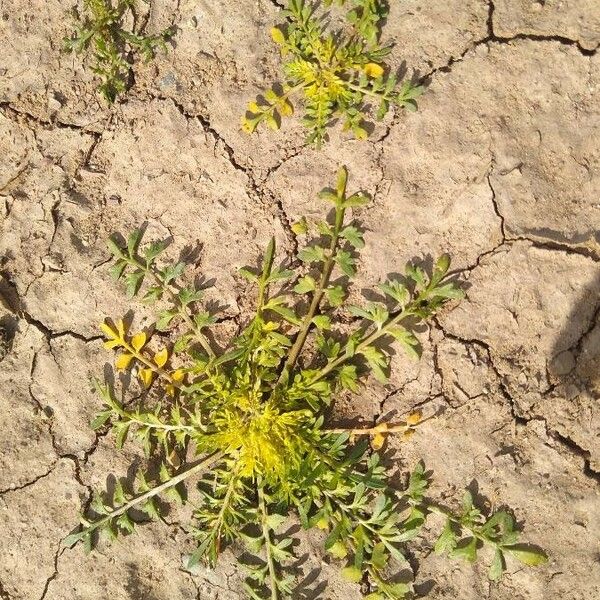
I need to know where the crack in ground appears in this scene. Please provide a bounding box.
[38,543,63,600]
[421,0,596,86]
[0,464,56,496]
[146,94,299,260]
[22,311,103,344]
[434,321,600,481]
[0,102,104,136]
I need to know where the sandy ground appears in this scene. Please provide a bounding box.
[1,1,599,599]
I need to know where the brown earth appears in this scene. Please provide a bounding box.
[1,1,599,599]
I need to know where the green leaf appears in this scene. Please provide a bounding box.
[434,521,457,555]
[261,237,276,280]
[143,240,168,262]
[161,262,185,285]
[387,326,420,359]
[335,250,356,276]
[239,267,258,281]
[338,364,359,392]
[359,345,388,383]
[266,513,287,531]
[90,411,111,430]
[336,165,348,198]
[378,280,409,305]
[125,270,144,298]
[298,245,326,264]
[324,285,345,306]
[156,309,177,331]
[371,542,388,570]
[489,548,505,581]
[340,225,364,249]
[294,275,316,294]
[107,237,124,258]
[127,229,143,256]
[343,193,370,207]
[341,565,362,583]
[268,303,302,325]
[291,217,308,235]
[311,315,331,330]
[327,540,348,559]
[504,544,548,566]
[407,462,428,501]
[450,537,478,563]
[109,260,127,281]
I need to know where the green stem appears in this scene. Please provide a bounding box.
[422,502,499,548]
[213,466,242,546]
[311,306,416,384]
[278,204,346,384]
[127,256,215,359]
[346,81,395,102]
[66,451,223,545]
[258,485,280,600]
[120,339,182,386]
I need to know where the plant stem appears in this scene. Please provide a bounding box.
[311,306,416,384]
[120,339,183,388]
[422,502,499,548]
[213,466,242,545]
[66,451,223,544]
[323,414,434,435]
[128,256,215,359]
[278,204,346,384]
[258,485,280,600]
[346,81,394,102]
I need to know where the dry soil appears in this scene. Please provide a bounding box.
[0,1,599,600]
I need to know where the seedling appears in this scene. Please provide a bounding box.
[64,0,174,102]
[243,0,423,147]
[65,168,546,598]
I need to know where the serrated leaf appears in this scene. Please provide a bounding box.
[291,217,308,235]
[324,285,345,307]
[298,245,326,264]
[311,315,331,330]
[125,270,144,298]
[90,411,111,430]
[156,310,177,331]
[434,521,457,555]
[340,225,364,249]
[294,275,316,294]
[327,540,348,559]
[127,229,143,256]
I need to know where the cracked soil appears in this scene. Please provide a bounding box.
[0,0,599,599]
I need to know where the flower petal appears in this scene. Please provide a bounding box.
[364,62,384,78]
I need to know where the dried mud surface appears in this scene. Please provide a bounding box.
[1,1,599,599]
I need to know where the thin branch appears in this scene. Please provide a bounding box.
[64,451,223,546]
[258,485,280,600]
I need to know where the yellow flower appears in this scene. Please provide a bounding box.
[364,62,384,78]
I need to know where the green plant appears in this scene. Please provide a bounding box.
[64,0,174,102]
[243,0,423,147]
[64,168,546,599]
